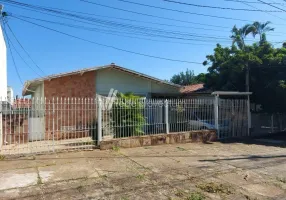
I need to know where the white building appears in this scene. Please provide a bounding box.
[7,86,13,104]
[0,17,7,101]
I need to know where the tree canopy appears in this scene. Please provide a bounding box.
[203,21,286,113]
[170,69,201,85]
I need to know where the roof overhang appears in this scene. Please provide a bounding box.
[211,91,252,96]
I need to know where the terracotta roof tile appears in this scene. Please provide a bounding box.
[180,83,204,94]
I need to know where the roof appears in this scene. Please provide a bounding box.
[180,83,205,94]
[22,64,181,96]
[211,91,252,96]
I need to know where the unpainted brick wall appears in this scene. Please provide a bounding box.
[44,71,97,139]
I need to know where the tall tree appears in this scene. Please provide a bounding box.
[252,21,274,45]
[203,42,286,113]
[230,24,254,50]
[170,69,199,85]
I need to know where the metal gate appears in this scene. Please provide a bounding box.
[217,98,249,139]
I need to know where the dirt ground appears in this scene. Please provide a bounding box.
[0,141,286,200]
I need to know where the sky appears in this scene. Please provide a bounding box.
[1,0,286,95]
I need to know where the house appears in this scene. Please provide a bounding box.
[21,64,181,141]
[22,63,181,98]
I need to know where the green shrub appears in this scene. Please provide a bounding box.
[112,93,145,138]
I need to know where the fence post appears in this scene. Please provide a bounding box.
[247,95,251,136]
[52,98,55,152]
[97,99,102,145]
[271,114,274,133]
[165,99,169,134]
[214,95,219,138]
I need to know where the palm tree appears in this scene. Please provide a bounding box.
[252,21,274,44]
[230,24,254,50]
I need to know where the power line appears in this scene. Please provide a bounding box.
[162,0,282,12]
[11,14,237,43]
[1,0,240,38]
[117,0,250,22]
[3,0,286,34]
[5,3,232,34]
[13,14,285,44]
[3,23,43,78]
[1,0,233,29]
[80,0,230,28]
[13,14,232,45]
[1,21,23,85]
[11,16,203,64]
[5,23,46,76]
[257,0,286,12]
[7,2,286,37]
[224,0,285,5]
[240,1,286,21]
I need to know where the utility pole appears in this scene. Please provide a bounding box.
[245,63,251,136]
[245,64,250,92]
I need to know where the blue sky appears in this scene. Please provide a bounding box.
[1,0,286,95]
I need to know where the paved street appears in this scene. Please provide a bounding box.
[0,141,286,200]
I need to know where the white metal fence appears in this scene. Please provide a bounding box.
[0,98,97,155]
[101,98,215,139]
[0,97,250,155]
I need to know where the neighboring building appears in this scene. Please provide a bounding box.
[7,86,13,104]
[22,64,181,98]
[180,83,212,98]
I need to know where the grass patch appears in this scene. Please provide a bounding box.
[136,174,145,180]
[176,147,186,151]
[187,191,205,200]
[37,175,42,185]
[0,155,5,160]
[277,177,286,183]
[36,167,43,185]
[120,197,129,200]
[175,189,185,197]
[100,174,108,179]
[112,146,120,152]
[196,182,233,195]
[77,185,84,192]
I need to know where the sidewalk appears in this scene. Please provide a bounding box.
[0,142,286,199]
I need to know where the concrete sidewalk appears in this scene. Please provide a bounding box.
[0,142,286,200]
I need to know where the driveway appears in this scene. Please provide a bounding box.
[0,141,285,200]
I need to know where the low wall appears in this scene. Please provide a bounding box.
[100,130,217,150]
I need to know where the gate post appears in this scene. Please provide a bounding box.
[214,95,220,139]
[165,100,169,134]
[97,99,102,145]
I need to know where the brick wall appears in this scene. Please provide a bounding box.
[44,71,97,140]
[44,71,96,98]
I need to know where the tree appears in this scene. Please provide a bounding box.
[203,42,286,113]
[170,69,199,85]
[252,21,274,45]
[230,24,254,50]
